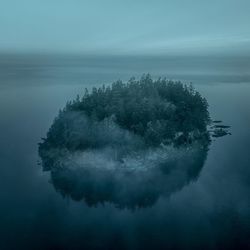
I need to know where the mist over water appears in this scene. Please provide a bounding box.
[0,54,250,249]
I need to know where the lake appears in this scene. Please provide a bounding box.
[0,54,250,249]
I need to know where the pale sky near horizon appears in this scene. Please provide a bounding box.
[0,0,250,55]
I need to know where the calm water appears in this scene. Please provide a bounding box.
[0,54,250,250]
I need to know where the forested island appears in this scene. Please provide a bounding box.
[38,75,229,208]
[40,74,210,153]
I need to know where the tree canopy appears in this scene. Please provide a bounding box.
[42,74,210,152]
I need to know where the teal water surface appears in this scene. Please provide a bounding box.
[0,54,250,250]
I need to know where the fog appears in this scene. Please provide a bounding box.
[38,110,209,208]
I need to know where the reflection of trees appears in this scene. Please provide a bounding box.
[39,76,211,209]
[47,144,209,209]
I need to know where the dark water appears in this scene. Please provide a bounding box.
[0,54,250,250]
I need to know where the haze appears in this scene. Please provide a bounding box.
[1,0,250,55]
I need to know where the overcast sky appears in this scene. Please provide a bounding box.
[0,0,250,55]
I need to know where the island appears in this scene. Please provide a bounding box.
[38,74,229,208]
